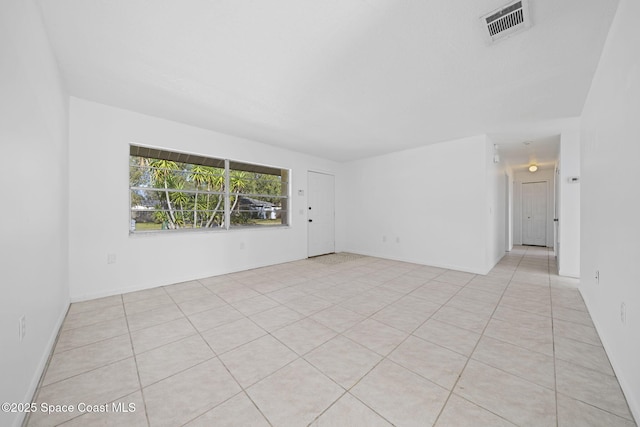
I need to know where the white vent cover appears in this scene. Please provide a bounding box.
[482,0,531,44]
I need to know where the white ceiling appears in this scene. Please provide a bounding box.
[494,135,560,172]
[36,0,619,163]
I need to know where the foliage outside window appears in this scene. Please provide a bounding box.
[129,146,289,232]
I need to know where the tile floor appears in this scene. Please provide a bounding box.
[26,246,636,426]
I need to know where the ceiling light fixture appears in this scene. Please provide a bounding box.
[529,164,538,172]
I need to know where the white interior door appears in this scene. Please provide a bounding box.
[522,181,547,246]
[308,171,335,257]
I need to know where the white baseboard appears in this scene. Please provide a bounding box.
[17,302,69,427]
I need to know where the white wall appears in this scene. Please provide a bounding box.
[0,1,70,426]
[340,134,503,274]
[580,0,640,419]
[512,168,555,247]
[558,127,581,277]
[68,98,339,301]
[505,167,514,251]
[486,139,507,268]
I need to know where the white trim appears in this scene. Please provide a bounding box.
[17,303,69,427]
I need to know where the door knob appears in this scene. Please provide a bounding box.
[308,219,313,222]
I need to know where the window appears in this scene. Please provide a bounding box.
[129,145,289,232]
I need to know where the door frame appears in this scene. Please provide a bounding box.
[520,180,548,246]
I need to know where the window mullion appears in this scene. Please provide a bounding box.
[224,159,230,230]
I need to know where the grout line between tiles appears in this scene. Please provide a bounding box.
[431,247,525,426]
[174,287,275,426]
[547,247,561,427]
[28,248,635,427]
[303,265,486,425]
[122,294,152,427]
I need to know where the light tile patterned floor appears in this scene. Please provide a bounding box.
[27,247,636,426]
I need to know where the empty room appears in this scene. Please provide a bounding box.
[1,0,639,426]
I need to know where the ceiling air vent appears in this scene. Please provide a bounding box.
[482,0,531,44]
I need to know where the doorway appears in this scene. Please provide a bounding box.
[307,171,335,257]
[522,181,547,246]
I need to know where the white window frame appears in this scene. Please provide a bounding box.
[129,145,290,233]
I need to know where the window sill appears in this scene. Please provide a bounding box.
[129,224,291,237]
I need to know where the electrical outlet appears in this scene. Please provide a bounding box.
[239,242,245,250]
[19,315,26,341]
[382,236,387,243]
[107,253,116,264]
[621,302,626,325]
[396,237,400,243]
[595,270,599,284]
